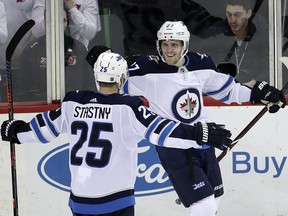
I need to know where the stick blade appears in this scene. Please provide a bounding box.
[6,19,35,60]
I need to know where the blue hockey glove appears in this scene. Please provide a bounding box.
[1,119,25,144]
[195,122,232,151]
[250,81,286,113]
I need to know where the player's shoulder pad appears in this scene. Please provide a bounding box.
[118,94,144,108]
[118,94,148,117]
[186,52,217,71]
[129,55,161,76]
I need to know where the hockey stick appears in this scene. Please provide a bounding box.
[6,19,35,216]
[217,57,288,162]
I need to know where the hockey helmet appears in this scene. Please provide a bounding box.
[94,52,129,89]
[156,21,190,63]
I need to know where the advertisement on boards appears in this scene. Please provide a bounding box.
[0,105,288,216]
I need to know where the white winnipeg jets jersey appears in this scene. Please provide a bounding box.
[16,90,202,214]
[125,52,251,134]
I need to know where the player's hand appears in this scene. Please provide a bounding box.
[1,119,25,144]
[195,122,232,151]
[250,81,286,113]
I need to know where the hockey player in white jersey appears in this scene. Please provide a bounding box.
[1,52,233,216]
[122,21,286,215]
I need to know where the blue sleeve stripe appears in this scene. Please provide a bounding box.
[43,112,59,137]
[31,118,49,143]
[206,76,234,96]
[219,92,231,102]
[158,121,176,146]
[145,117,163,141]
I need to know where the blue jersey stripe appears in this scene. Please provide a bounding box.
[69,196,135,214]
[158,122,176,146]
[145,117,163,141]
[206,76,234,96]
[219,93,231,102]
[43,112,59,137]
[31,118,49,143]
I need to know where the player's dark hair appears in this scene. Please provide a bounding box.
[225,0,253,11]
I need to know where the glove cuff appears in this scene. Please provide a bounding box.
[195,121,208,146]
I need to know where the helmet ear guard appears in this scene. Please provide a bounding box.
[93,52,129,90]
[156,21,190,63]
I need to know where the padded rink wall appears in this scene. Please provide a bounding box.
[1,105,288,216]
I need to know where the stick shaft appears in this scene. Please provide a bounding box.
[5,19,35,216]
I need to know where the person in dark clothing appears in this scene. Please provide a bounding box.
[194,0,269,85]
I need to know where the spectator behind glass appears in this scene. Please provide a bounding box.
[0,0,36,103]
[106,0,225,57]
[32,0,101,49]
[0,1,7,102]
[195,0,269,85]
[18,10,95,101]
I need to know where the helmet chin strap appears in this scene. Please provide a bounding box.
[174,55,185,67]
[118,74,127,90]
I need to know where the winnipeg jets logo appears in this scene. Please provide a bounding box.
[180,91,197,117]
[172,88,201,123]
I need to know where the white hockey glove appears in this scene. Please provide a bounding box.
[195,122,232,151]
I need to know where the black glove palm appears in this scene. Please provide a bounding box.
[195,122,232,151]
[1,119,25,144]
[250,81,286,113]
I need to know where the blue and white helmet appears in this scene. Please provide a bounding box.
[156,21,190,63]
[93,52,129,89]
